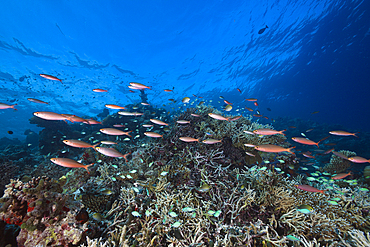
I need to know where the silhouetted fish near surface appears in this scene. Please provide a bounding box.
[258,25,268,34]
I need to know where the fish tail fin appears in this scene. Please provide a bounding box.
[123,152,131,162]
[281,129,287,136]
[85,163,94,174]
[227,117,231,122]
[92,143,99,151]
[126,130,132,137]
[266,25,269,28]
[12,104,18,111]
[354,132,359,138]
[320,189,328,195]
[288,146,295,155]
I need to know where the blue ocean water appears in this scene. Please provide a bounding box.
[0,1,370,245]
[0,0,369,142]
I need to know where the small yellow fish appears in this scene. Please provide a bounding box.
[224,105,232,111]
[92,212,103,222]
[100,189,113,195]
[182,97,190,103]
[198,183,211,192]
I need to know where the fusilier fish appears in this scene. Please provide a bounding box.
[150,119,168,126]
[95,147,130,159]
[100,141,117,145]
[129,82,151,90]
[50,158,93,174]
[208,113,229,121]
[34,111,67,121]
[332,172,352,180]
[27,98,49,104]
[348,156,370,163]
[254,144,295,154]
[329,130,358,137]
[118,111,144,116]
[0,103,17,110]
[332,151,348,159]
[179,137,199,142]
[100,128,132,137]
[176,120,190,124]
[93,89,108,92]
[39,73,62,82]
[230,116,242,121]
[105,104,126,110]
[245,98,258,101]
[253,128,286,136]
[295,184,326,194]
[291,137,320,147]
[63,140,98,149]
[87,119,102,125]
[202,139,222,144]
[144,132,163,138]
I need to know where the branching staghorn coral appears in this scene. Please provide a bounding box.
[278,178,370,241]
[59,105,369,246]
[346,229,370,247]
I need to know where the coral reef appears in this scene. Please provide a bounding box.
[1,104,369,246]
[364,166,370,183]
[322,150,356,174]
[0,176,98,246]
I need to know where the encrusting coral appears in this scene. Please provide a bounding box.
[0,176,99,246]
